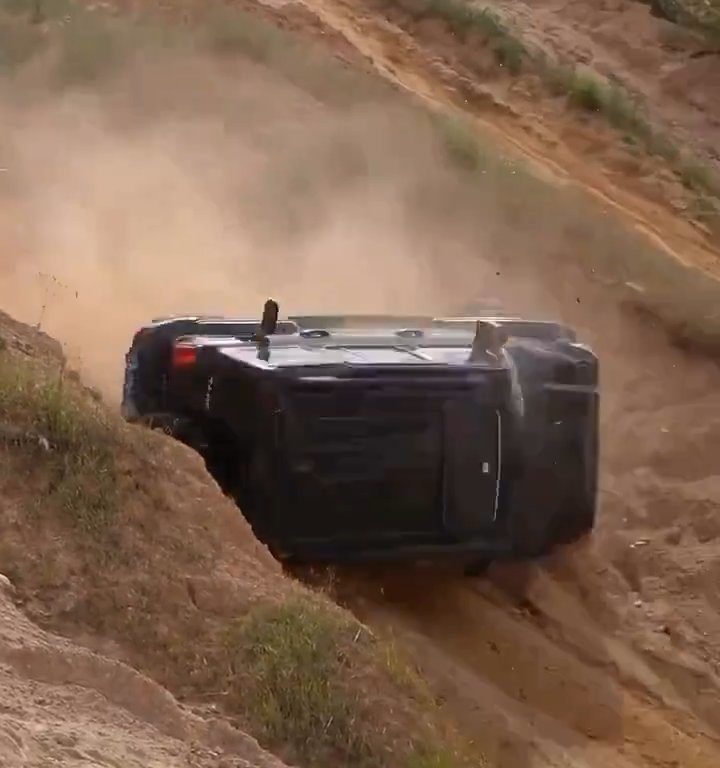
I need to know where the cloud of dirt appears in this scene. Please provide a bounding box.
[0,28,713,436]
[0,50,525,400]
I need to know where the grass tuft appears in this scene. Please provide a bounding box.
[382,0,720,205]
[433,113,488,171]
[402,0,527,73]
[0,353,118,535]
[226,599,375,764]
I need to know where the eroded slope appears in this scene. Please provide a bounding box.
[0,311,478,768]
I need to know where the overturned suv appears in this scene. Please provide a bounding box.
[121,301,599,567]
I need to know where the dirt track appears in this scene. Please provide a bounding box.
[2,1,720,767]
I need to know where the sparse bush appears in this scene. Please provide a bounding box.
[401,0,526,71]
[434,113,487,171]
[566,72,605,112]
[489,33,525,74]
[226,599,375,764]
[379,1,720,205]
[0,355,118,534]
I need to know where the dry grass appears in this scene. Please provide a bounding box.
[375,0,720,210]
[405,751,459,768]
[0,0,391,103]
[0,351,119,535]
[642,0,720,41]
[226,599,376,764]
[224,597,475,767]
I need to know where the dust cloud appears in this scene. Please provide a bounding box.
[0,34,711,430]
[0,51,516,400]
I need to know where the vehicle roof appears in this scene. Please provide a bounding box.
[141,312,576,368]
[217,331,502,370]
[143,313,561,334]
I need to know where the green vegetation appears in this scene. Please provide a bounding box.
[640,0,720,42]
[0,0,391,103]
[394,0,526,73]
[1,3,720,766]
[0,350,118,535]
[226,599,375,764]
[225,598,473,767]
[2,0,715,205]
[382,0,720,209]
[539,58,720,205]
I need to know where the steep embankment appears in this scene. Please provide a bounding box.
[0,311,479,768]
[0,580,288,768]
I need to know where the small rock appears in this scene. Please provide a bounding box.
[55,733,78,748]
[634,599,643,608]
[0,573,14,596]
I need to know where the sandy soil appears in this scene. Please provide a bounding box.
[490,0,720,171]
[0,579,289,768]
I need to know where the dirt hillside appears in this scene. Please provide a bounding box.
[0,583,289,768]
[290,0,720,267]
[0,310,477,768]
[2,2,720,768]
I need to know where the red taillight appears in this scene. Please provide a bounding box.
[172,343,197,367]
